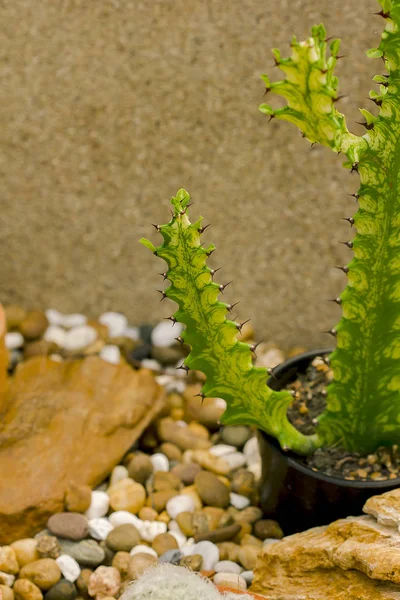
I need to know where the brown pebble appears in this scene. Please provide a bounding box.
[0,546,19,574]
[76,569,92,597]
[111,552,130,578]
[64,482,92,513]
[238,545,260,570]
[10,539,39,568]
[179,554,203,571]
[159,443,182,462]
[194,471,230,508]
[105,524,141,552]
[152,533,179,556]
[232,523,252,544]
[127,553,157,580]
[24,341,57,359]
[202,507,225,531]
[171,463,202,486]
[153,471,181,492]
[240,534,263,548]
[19,559,61,591]
[231,470,255,498]
[254,519,284,540]
[13,579,43,600]
[5,305,27,330]
[192,512,210,536]
[233,506,263,525]
[20,311,48,341]
[0,584,14,600]
[138,507,158,521]
[127,454,153,484]
[176,512,194,537]
[217,542,241,563]
[157,511,171,524]
[147,490,178,512]
[194,523,241,544]
[47,513,88,541]
[157,418,212,451]
[36,536,60,560]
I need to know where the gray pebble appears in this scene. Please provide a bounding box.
[58,539,105,567]
[221,426,251,448]
[241,570,254,585]
[45,579,78,600]
[158,549,183,565]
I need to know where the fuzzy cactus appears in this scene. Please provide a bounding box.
[142,0,400,455]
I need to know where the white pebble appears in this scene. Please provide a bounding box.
[62,314,87,329]
[166,495,195,519]
[215,398,227,410]
[88,517,114,540]
[109,465,129,487]
[123,326,140,341]
[168,530,187,548]
[85,490,110,520]
[247,463,262,480]
[180,538,195,556]
[5,332,24,350]
[243,437,261,463]
[150,453,169,473]
[210,444,237,457]
[223,452,247,471]
[55,555,80,582]
[167,520,181,533]
[99,312,128,337]
[0,572,15,586]
[109,511,139,527]
[138,520,168,542]
[130,545,158,558]
[151,320,184,347]
[45,309,64,326]
[241,571,254,585]
[263,538,280,547]
[214,560,243,574]
[44,325,66,346]
[192,541,219,571]
[100,345,121,364]
[230,492,251,510]
[213,572,247,591]
[50,354,63,362]
[63,325,97,351]
[141,358,162,371]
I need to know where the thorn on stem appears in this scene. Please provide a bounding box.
[325,328,337,337]
[159,272,168,280]
[350,163,359,173]
[342,217,355,226]
[355,121,374,130]
[198,224,211,234]
[340,240,353,249]
[157,290,167,301]
[347,193,359,200]
[177,363,189,375]
[175,336,184,345]
[210,267,222,279]
[219,281,232,293]
[164,315,177,325]
[250,340,262,356]
[334,265,349,274]
[329,297,342,305]
[152,223,161,232]
[226,301,240,312]
[236,318,251,333]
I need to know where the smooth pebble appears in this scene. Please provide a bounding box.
[45,309,64,326]
[214,560,242,575]
[243,437,261,464]
[85,491,110,520]
[209,444,237,457]
[129,545,158,558]
[0,572,15,586]
[55,555,81,582]
[141,359,162,371]
[123,326,140,341]
[151,321,184,347]
[99,312,128,338]
[5,332,24,349]
[166,495,195,520]
[241,570,254,585]
[62,314,87,329]
[63,326,97,351]
[230,493,251,510]
[168,531,187,548]
[88,518,114,540]
[150,453,169,473]
[192,541,219,571]
[109,466,129,487]
[100,345,120,364]
[223,452,247,471]
[44,326,66,346]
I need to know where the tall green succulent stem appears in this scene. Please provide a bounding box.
[141,190,320,455]
[260,1,400,453]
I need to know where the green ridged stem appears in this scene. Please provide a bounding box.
[141,189,320,455]
[260,0,400,453]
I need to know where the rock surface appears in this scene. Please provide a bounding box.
[0,356,165,543]
[252,512,400,599]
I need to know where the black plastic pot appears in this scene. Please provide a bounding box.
[259,349,400,534]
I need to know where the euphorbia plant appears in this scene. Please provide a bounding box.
[141,0,400,457]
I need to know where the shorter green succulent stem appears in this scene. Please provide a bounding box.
[141,189,320,455]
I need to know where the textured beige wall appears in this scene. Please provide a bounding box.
[0,0,380,348]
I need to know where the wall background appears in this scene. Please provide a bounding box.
[0,0,380,348]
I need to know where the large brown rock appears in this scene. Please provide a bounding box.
[0,355,165,543]
[252,515,400,599]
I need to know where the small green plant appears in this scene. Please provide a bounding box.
[141,0,400,456]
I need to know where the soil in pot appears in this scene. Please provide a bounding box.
[286,355,400,481]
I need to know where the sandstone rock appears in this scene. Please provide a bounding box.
[0,357,165,543]
[13,579,43,600]
[64,484,92,514]
[10,539,39,567]
[0,584,14,600]
[36,536,60,560]
[108,479,146,515]
[363,488,400,529]
[19,559,61,590]
[87,566,120,599]
[252,515,400,599]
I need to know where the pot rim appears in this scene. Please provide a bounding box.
[264,348,400,489]
[215,586,268,599]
